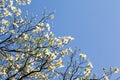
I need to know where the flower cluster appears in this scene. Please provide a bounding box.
[0,0,120,80]
[79,53,93,77]
[0,0,75,79]
[0,0,31,35]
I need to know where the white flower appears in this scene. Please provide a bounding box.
[63,38,69,44]
[114,68,120,73]
[16,64,22,69]
[49,40,55,46]
[75,78,79,80]
[58,41,63,47]
[0,27,6,33]
[46,23,50,31]
[10,30,15,34]
[79,53,87,59]
[13,23,19,27]
[6,55,14,61]
[55,58,63,67]
[16,0,21,5]
[38,22,44,27]
[4,9,11,16]
[16,8,21,16]
[1,19,9,26]
[48,65,55,72]
[33,26,41,34]
[50,32,54,37]
[9,0,13,6]
[20,17,24,23]
[84,68,91,76]
[61,50,68,56]
[50,53,56,59]
[27,0,31,4]
[103,74,109,80]
[67,36,74,40]
[50,14,54,19]
[45,33,49,39]
[68,71,72,75]
[23,33,29,40]
[88,62,93,68]
[11,6,17,12]
[45,49,51,56]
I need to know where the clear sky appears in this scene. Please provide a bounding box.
[25,0,120,75]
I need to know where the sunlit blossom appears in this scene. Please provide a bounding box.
[58,41,63,47]
[3,9,11,16]
[84,68,91,76]
[38,22,44,27]
[33,26,41,34]
[11,6,17,12]
[0,27,6,33]
[55,58,63,67]
[16,8,21,16]
[13,22,19,27]
[68,71,72,75]
[48,65,55,72]
[10,30,15,34]
[23,33,29,40]
[114,68,120,73]
[103,74,109,80]
[88,62,93,68]
[27,0,31,4]
[46,23,50,31]
[50,14,54,19]
[79,53,87,59]
[1,19,9,26]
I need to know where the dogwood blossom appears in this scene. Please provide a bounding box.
[84,68,91,76]
[1,19,9,26]
[50,14,54,19]
[80,53,87,59]
[103,74,109,80]
[88,62,93,68]
[114,68,120,73]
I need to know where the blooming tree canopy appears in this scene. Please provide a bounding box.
[0,0,120,80]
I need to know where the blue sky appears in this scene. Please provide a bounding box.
[26,0,120,75]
